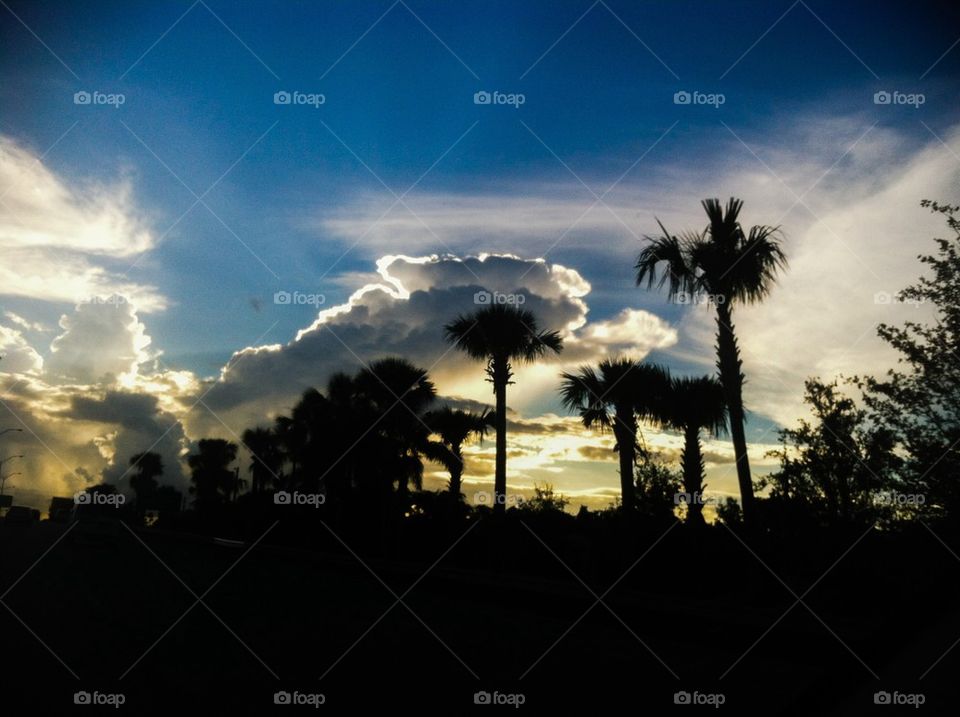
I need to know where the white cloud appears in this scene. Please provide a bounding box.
[0,135,165,310]
[46,297,152,384]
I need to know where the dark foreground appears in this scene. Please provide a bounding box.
[1,517,958,714]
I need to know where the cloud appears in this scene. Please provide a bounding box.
[46,297,152,384]
[0,324,43,374]
[193,254,676,437]
[0,135,165,310]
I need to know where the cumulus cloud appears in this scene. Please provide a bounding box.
[192,254,677,438]
[46,297,152,384]
[0,324,43,374]
[317,117,960,428]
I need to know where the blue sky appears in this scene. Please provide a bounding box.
[1,0,959,508]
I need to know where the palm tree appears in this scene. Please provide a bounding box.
[354,357,438,495]
[424,406,491,496]
[241,426,283,493]
[660,376,727,525]
[129,451,163,509]
[560,359,670,513]
[636,197,786,522]
[188,438,238,512]
[445,304,563,514]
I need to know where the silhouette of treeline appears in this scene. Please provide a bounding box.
[83,198,960,539]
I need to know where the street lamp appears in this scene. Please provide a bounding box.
[0,471,22,495]
[0,454,23,495]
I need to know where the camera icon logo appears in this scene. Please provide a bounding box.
[274,690,292,704]
[474,691,492,704]
[674,690,692,704]
[674,492,691,505]
[274,290,291,305]
[74,91,91,105]
[474,91,491,105]
[74,491,91,504]
[874,691,891,705]
[274,91,291,105]
[873,91,891,105]
[74,691,92,704]
[673,91,691,105]
[274,491,292,505]
[473,290,492,305]
[873,291,892,305]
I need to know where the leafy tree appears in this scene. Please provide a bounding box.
[861,201,960,523]
[634,451,682,521]
[762,378,899,526]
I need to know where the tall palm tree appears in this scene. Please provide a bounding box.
[241,426,283,493]
[636,197,786,522]
[445,304,563,514]
[425,406,491,496]
[354,357,438,495]
[560,359,670,512]
[660,376,727,525]
[129,451,163,509]
[188,438,238,512]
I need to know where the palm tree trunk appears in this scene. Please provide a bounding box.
[449,445,464,496]
[682,425,705,525]
[715,301,754,523]
[614,407,636,512]
[493,357,508,516]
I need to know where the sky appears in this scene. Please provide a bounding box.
[1,0,958,512]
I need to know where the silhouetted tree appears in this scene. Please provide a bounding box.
[424,406,490,496]
[188,439,238,512]
[445,305,563,515]
[861,200,960,523]
[241,426,283,493]
[637,197,786,523]
[355,357,439,495]
[764,378,898,527]
[659,376,727,525]
[129,451,163,510]
[560,359,670,513]
[634,451,682,521]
